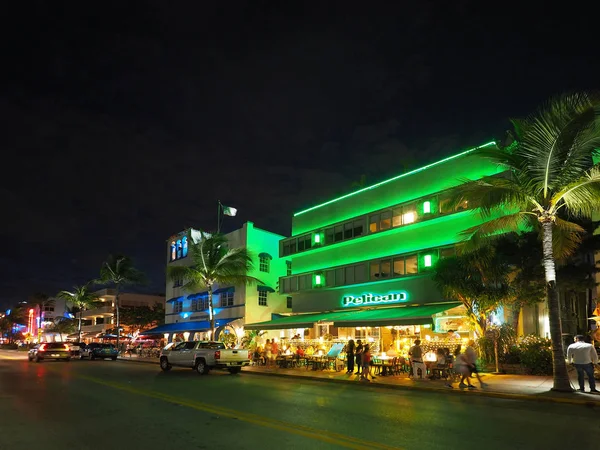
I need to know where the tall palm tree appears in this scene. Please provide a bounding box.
[97,255,145,350]
[57,284,100,342]
[450,92,600,392]
[168,231,260,337]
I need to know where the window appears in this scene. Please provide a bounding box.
[173,301,183,313]
[335,268,345,286]
[456,200,468,211]
[286,297,292,309]
[344,223,353,239]
[380,259,391,278]
[170,241,177,261]
[173,277,183,288]
[289,240,297,254]
[380,211,392,231]
[177,239,183,259]
[220,292,234,307]
[355,328,366,340]
[369,214,379,233]
[370,261,380,280]
[182,236,188,257]
[405,255,418,274]
[259,254,271,273]
[258,290,268,306]
[393,258,405,276]
[43,306,54,312]
[170,236,188,261]
[283,242,291,256]
[353,220,364,237]
[200,296,209,310]
[392,208,402,227]
[326,269,336,287]
[286,260,292,276]
[334,225,343,242]
[441,247,455,259]
[191,298,200,311]
[402,204,416,224]
[325,228,334,244]
[345,266,355,284]
[355,263,366,283]
[96,317,105,324]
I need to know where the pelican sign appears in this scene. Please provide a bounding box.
[341,292,408,307]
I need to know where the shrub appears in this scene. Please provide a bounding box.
[517,335,553,375]
[477,323,517,364]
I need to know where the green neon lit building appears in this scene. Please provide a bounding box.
[246,141,508,342]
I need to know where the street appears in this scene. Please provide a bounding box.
[0,351,596,450]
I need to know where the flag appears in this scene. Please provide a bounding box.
[222,205,237,217]
[190,228,203,244]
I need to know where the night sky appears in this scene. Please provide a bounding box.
[2,1,598,307]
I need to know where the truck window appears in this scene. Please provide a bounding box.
[199,342,225,349]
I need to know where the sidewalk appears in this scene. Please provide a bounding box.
[117,355,599,406]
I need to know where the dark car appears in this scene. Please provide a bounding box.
[28,342,71,362]
[80,343,119,360]
[68,342,85,357]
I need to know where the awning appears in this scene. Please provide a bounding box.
[187,291,208,300]
[140,318,239,336]
[245,303,460,330]
[214,286,235,294]
[258,252,273,259]
[257,285,276,293]
[166,296,185,303]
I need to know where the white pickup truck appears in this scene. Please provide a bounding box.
[159,341,250,375]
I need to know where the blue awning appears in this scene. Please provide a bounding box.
[257,285,275,293]
[166,296,185,303]
[214,286,235,295]
[187,291,208,300]
[140,318,240,336]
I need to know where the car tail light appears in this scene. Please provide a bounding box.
[39,344,47,351]
[214,351,221,359]
[64,344,70,351]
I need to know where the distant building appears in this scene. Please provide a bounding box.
[147,221,289,343]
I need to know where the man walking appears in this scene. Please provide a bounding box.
[567,335,599,393]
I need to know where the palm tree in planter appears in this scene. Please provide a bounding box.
[97,255,145,351]
[449,92,600,392]
[168,231,261,338]
[56,284,100,342]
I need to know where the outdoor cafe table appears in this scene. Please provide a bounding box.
[372,355,394,376]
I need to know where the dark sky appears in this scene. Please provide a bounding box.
[1,1,598,307]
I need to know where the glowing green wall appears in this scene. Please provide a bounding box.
[291,144,501,235]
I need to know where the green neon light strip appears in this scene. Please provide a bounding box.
[294,141,496,217]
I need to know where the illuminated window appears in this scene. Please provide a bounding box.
[393,258,405,276]
[423,201,431,214]
[177,240,182,259]
[258,291,268,306]
[405,255,418,274]
[220,292,234,307]
[456,200,469,211]
[380,259,391,278]
[314,274,324,286]
[424,254,432,267]
[171,241,177,261]
[370,261,380,280]
[369,214,379,233]
[392,208,402,227]
[182,236,188,257]
[402,204,416,224]
[313,233,322,244]
[380,211,392,230]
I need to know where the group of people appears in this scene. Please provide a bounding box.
[344,339,375,381]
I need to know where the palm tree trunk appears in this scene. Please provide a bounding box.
[208,285,215,339]
[115,284,120,353]
[78,309,82,342]
[542,220,572,392]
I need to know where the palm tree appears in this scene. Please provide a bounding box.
[168,231,260,337]
[97,255,145,351]
[57,285,100,342]
[49,317,76,341]
[450,92,600,392]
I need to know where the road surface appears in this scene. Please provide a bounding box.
[0,351,596,450]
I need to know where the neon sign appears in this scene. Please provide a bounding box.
[342,292,408,307]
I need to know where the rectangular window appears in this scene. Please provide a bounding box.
[95,317,105,324]
[283,242,290,256]
[334,225,343,242]
[402,204,416,224]
[335,268,345,286]
[191,298,199,311]
[325,228,334,244]
[298,275,306,291]
[303,235,312,250]
[258,291,268,306]
[326,270,335,287]
[440,247,455,259]
[344,222,353,239]
[369,214,379,233]
[393,258,405,276]
[259,256,270,273]
[405,255,418,274]
[370,261,380,280]
[353,220,364,237]
[286,297,292,309]
[289,240,297,254]
[298,237,305,252]
[380,259,391,278]
[439,197,452,214]
[392,208,403,227]
[345,266,355,284]
[423,201,431,214]
[220,292,234,307]
[286,261,292,276]
[354,263,366,283]
[380,211,392,231]
[174,301,183,313]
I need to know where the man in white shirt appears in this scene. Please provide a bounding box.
[567,335,599,393]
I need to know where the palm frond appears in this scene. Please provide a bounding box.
[552,218,584,261]
[515,92,599,197]
[458,212,534,253]
[555,114,600,186]
[551,165,600,217]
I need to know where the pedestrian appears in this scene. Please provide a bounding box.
[355,340,363,375]
[408,339,426,380]
[454,348,476,389]
[346,339,355,374]
[465,340,487,388]
[447,329,461,339]
[567,335,599,393]
[265,339,272,368]
[361,344,373,381]
[271,339,279,368]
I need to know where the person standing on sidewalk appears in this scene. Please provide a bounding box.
[409,339,426,380]
[567,335,599,393]
[355,340,363,375]
[465,340,487,388]
[346,339,355,374]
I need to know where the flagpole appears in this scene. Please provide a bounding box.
[217,200,221,233]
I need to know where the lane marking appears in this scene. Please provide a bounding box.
[79,373,401,450]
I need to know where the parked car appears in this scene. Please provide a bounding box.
[28,342,71,362]
[80,343,119,360]
[159,341,250,375]
[67,342,84,357]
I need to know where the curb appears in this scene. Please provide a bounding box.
[244,370,599,407]
[117,357,158,365]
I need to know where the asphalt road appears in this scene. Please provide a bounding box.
[0,351,596,450]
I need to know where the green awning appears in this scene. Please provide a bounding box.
[257,285,276,293]
[244,303,460,330]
